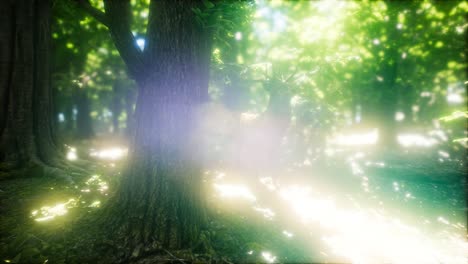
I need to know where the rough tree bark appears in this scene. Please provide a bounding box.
[0,0,61,170]
[76,0,215,256]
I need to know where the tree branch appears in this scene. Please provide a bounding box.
[103,0,146,83]
[73,0,110,27]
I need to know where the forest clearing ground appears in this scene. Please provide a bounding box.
[0,138,311,263]
[0,138,466,263]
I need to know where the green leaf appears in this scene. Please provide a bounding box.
[202,0,215,9]
[191,7,201,15]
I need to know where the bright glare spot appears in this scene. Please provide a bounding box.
[253,206,275,219]
[88,201,101,208]
[259,177,276,191]
[279,185,467,264]
[67,151,77,161]
[136,38,145,51]
[428,129,448,141]
[373,39,380,45]
[398,134,438,147]
[350,161,363,175]
[86,175,109,194]
[395,112,405,121]
[33,198,77,222]
[261,251,277,263]
[438,150,450,158]
[235,31,242,40]
[214,171,226,180]
[247,250,253,255]
[283,230,294,237]
[325,148,336,156]
[437,216,450,225]
[420,91,432,97]
[447,93,463,104]
[240,111,259,122]
[66,146,78,161]
[214,184,256,202]
[453,138,468,147]
[365,161,385,168]
[330,129,378,146]
[90,147,127,160]
[58,113,65,122]
[280,186,335,224]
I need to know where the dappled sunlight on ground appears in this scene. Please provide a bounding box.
[26,138,466,262]
[211,146,467,263]
[32,198,78,222]
[281,184,467,264]
[327,129,454,149]
[31,174,109,223]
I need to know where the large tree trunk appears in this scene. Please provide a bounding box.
[0,0,59,168]
[105,0,213,254]
[111,79,125,135]
[124,87,135,136]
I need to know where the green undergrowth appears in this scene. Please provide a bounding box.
[0,156,311,263]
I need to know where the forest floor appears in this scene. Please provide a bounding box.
[0,136,466,263]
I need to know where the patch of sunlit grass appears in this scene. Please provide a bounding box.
[88,200,101,208]
[85,174,109,194]
[31,174,112,223]
[32,198,78,222]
